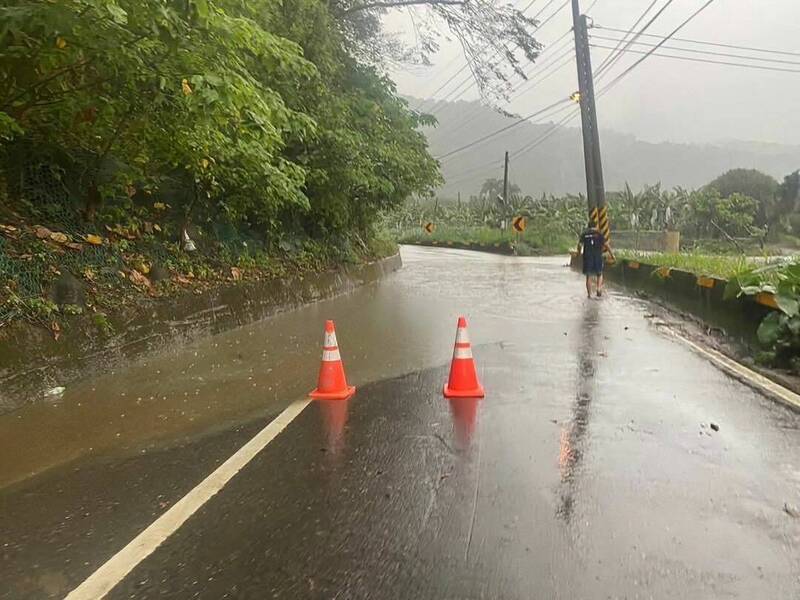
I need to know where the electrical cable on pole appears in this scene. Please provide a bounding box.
[594,26,800,58]
[426,0,576,114]
[594,0,679,80]
[590,44,800,74]
[593,0,659,75]
[598,0,721,95]
[436,97,572,160]
[590,35,800,66]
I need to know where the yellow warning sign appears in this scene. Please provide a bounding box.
[512,216,526,233]
[424,222,435,234]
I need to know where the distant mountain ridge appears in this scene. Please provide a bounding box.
[414,97,800,198]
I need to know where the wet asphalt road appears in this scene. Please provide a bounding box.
[2,246,800,599]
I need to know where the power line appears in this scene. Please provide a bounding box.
[426,0,574,113]
[452,30,574,123]
[420,0,553,112]
[593,0,660,75]
[443,106,580,187]
[598,0,720,95]
[435,48,575,147]
[430,31,575,142]
[590,44,800,74]
[415,0,538,109]
[437,97,573,161]
[590,35,800,66]
[535,0,572,31]
[595,0,680,81]
[512,106,579,158]
[595,25,800,58]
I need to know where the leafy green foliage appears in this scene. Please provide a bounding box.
[707,169,778,215]
[618,251,755,281]
[0,0,440,248]
[727,260,800,370]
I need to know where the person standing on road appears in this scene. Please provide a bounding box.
[577,222,614,298]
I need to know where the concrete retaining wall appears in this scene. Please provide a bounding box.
[0,254,402,414]
[612,230,681,253]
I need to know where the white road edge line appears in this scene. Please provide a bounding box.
[660,326,800,411]
[64,398,312,600]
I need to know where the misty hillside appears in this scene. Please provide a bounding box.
[417,98,800,199]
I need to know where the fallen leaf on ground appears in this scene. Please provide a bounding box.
[85,234,103,245]
[64,242,84,251]
[49,231,69,244]
[83,268,95,281]
[50,321,61,341]
[34,225,52,239]
[0,224,18,236]
[174,275,192,285]
[128,269,152,289]
[153,202,166,210]
[153,224,162,232]
[230,267,242,281]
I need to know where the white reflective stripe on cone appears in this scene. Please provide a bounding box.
[324,330,338,348]
[453,347,473,359]
[454,326,470,345]
[322,348,342,361]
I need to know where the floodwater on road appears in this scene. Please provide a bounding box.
[1,246,799,599]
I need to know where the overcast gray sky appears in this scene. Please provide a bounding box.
[384,0,800,146]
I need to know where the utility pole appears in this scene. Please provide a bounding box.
[502,150,509,229]
[571,0,610,245]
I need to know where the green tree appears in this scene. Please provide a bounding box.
[681,188,758,239]
[0,0,442,248]
[706,168,779,228]
[778,170,800,233]
[479,177,519,201]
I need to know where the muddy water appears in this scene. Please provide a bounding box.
[0,248,571,488]
[0,255,400,414]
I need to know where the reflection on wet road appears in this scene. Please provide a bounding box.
[1,246,799,599]
[558,300,599,524]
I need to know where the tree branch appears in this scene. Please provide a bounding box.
[339,0,464,16]
[710,219,745,255]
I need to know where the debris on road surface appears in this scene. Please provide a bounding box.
[784,503,799,518]
[710,422,720,432]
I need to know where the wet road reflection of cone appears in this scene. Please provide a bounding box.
[310,320,355,400]
[443,316,485,398]
[449,397,479,448]
[318,399,350,455]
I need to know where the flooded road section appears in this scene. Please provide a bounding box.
[2,246,800,599]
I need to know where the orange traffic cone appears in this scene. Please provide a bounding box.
[310,320,356,400]
[443,316,485,398]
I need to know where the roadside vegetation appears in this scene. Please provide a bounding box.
[615,251,758,280]
[388,192,586,255]
[392,167,800,256]
[0,0,547,332]
[392,167,800,370]
[725,261,800,371]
